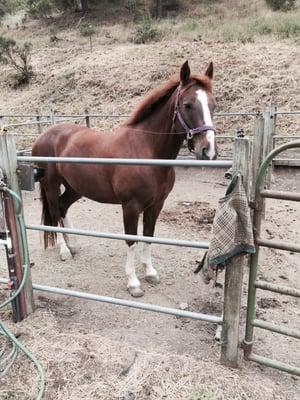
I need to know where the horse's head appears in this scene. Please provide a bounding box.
[174,61,217,160]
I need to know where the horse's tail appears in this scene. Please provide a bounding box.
[40,184,59,249]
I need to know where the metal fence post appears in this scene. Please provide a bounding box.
[243,113,275,358]
[85,109,91,128]
[0,133,35,318]
[36,111,42,135]
[221,135,252,367]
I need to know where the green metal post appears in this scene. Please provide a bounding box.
[244,139,300,361]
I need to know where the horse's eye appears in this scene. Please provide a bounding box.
[183,102,192,110]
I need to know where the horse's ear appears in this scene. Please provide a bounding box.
[205,61,213,79]
[180,61,191,85]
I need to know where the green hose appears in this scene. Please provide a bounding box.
[0,186,45,399]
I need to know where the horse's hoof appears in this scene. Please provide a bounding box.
[214,326,222,342]
[68,245,77,256]
[145,275,160,285]
[128,286,144,297]
[60,250,73,261]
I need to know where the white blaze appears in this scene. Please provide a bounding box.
[196,89,216,160]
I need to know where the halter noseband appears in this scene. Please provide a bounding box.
[173,85,216,151]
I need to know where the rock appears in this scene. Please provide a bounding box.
[279,274,288,280]
[179,302,189,310]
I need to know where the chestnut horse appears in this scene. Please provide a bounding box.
[32,61,217,297]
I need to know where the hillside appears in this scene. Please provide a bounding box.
[0,0,299,138]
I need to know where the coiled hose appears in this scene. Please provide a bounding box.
[0,186,45,399]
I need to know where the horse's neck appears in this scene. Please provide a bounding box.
[133,94,184,159]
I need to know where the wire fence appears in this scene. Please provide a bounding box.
[2,109,300,165]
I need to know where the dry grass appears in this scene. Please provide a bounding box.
[0,35,298,152]
[0,2,299,143]
[1,306,298,400]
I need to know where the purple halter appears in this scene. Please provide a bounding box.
[173,85,216,146]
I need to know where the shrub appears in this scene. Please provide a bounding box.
[265,0,296,11]
[79,21,96,52]
[132,14,160,44]
[49,24,59,42]
[125,0,138,13]
[0,36,33,86]
[0,0,24,19]
[79,21,95,37]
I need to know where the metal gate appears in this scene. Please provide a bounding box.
[1,132,253,369]
[243,140,300,376]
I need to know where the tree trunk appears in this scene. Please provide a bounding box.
[75,0,88,12]
[156,0,162,18]
[81,0,89,13]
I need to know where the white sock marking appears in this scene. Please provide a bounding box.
[141,243,158,277]
[215,312,223,341]
[125,243,141,288]
[57,215,73,260]
[57,232,72,260]
[196,89,216,160]
[62,215,73,229]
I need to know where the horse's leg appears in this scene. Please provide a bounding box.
[122,202,143,297]
[56,230,73,261]
[215,313,223,341]
[142,201,164,285]
[40,173,71,261]
[58,183,81,256]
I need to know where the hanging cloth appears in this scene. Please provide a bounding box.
[195,173,255,283]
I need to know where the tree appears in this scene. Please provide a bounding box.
[0,36,33,86]
[76,0,89,12]
[26,0,90,17]
[156,0,162,18]
[79,21,95,52]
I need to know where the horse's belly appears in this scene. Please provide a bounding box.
[59,165,119,204]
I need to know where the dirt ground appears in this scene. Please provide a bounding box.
[0,164,299,400]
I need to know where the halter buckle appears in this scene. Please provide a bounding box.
[187,131,194,140]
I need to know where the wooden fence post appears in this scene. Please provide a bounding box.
[0,132,34,318]
[249,114,265,199]
[50,110,56,125]
[221,135,252,367]
[263,106,276,188]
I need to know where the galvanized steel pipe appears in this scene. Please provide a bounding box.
[17,156,232,168]
[260,189,300,202]
[256,238,300,253]
[26,224,210,249]
[0,279,222,324]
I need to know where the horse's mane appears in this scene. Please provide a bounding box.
[124,74,212,126]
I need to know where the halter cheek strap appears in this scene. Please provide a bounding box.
[173,85,216,149]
